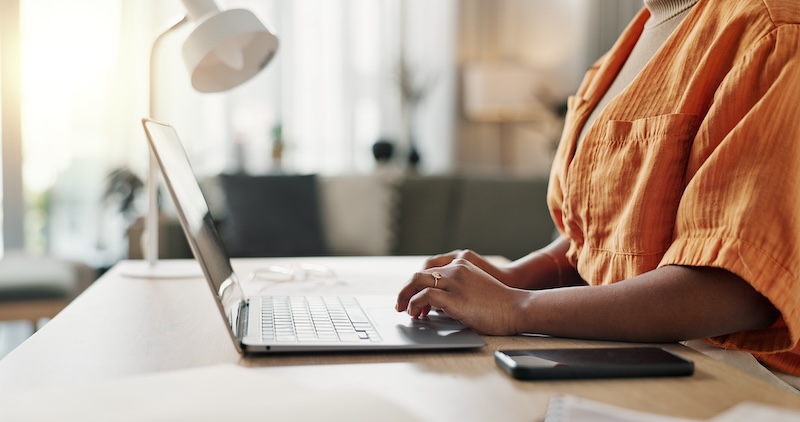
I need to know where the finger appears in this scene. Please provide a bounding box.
[407,288,450,318]
[452,254,505,283]
[395,271,440,312]
[422,250,464,269]
[450,258,478,274]
[455,249,478,260]
[455,250,491,271]
[419,304,432,318]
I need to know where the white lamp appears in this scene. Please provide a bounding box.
[128,0,278,278]
[181,0,278,92]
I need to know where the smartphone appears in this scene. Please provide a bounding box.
[494,347,694,380]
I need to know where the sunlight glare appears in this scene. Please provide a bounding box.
[20,0,122,193]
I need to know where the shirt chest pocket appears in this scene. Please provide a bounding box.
[584,113,700,255]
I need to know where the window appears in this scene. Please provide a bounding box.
[1,0,457,266]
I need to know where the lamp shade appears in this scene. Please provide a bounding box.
[182,8,278,93]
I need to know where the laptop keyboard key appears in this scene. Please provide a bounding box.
[260,296,380,344]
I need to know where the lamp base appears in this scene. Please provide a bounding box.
[120,260,203,279]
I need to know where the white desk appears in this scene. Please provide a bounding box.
[1,257,798,421]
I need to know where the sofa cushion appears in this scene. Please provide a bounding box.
[393,176,460,256]
[218,174,329,257]
[317,175,397,256]
[448,176,555,260]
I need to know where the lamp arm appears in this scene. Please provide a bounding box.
[150,15,189,120]
[145,15,189,267]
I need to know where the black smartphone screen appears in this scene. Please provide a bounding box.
[495,347,694,380]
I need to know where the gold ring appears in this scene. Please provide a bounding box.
[431,271,442,288]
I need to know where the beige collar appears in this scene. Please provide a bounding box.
[644,0,699,28]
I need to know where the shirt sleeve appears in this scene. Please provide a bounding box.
[658,25,800,354]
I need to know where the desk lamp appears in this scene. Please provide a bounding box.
[127,0,278,278]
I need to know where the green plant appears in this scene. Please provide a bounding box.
[103,167,146,221]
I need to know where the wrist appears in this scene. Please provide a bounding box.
[507,250,565,289]
[510,289,540,335]
[501,264,527,289]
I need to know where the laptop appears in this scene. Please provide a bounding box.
[141,118,485,353]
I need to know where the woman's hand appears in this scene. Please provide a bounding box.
[421,249,526,288]
[395,258,531,335]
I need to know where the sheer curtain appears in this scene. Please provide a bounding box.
[164,0,457,177]
[18,0,149,264]
[14,0,456,265]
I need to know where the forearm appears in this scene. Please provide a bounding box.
[513,265,779,342]
[506,236,586,289]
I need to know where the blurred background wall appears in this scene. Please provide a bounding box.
[0,0,641,269]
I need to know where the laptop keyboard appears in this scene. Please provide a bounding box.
[260,296,382,343]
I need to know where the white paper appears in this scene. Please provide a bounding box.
[544,395,800,422]
[544,395,696,422]
[710,402,800,422]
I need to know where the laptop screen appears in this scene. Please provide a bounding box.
[142,119,245,320]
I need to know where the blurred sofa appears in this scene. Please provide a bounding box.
[129,173,556,261]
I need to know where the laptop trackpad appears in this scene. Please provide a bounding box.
[367,308,481,345]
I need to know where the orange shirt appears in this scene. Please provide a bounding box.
[547,0,800,374]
